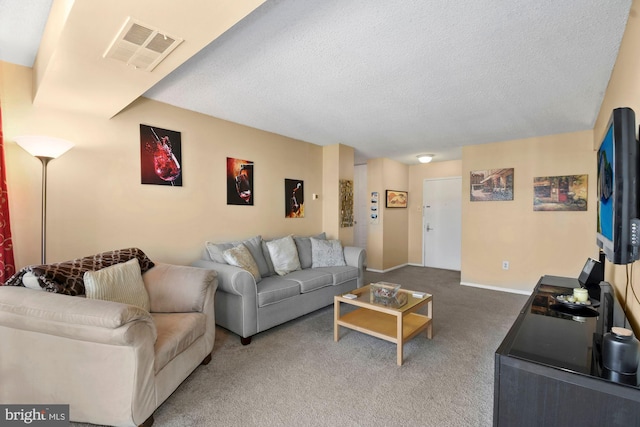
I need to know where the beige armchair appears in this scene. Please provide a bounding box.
[0,263,217,427]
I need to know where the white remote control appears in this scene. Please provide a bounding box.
[343,294,357,299]
[412,292,426,298]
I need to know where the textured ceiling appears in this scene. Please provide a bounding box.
[0,0,633,165]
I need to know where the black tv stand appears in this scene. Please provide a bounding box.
[494,276,640,426]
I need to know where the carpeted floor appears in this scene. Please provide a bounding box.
[74,266,529,427]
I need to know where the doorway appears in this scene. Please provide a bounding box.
[422,177,462,271]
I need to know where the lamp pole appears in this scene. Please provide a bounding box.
[37,156,52,264]
[14,135,74,265]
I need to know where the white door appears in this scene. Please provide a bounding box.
[423,177,462,270]
[354,164,368,249]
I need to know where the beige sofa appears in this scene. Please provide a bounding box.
[0,263,217,427]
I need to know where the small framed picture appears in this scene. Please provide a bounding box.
[386,190,408,208]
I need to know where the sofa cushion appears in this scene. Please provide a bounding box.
[206,235,270,278]
[266,235,301,276]
[256,276,300,307]
[84,258,151,311]
[261,240,276,276]
[282,269,333,293]
[311,238,346,268]
[223,243,261,282]
[313,265,359,286]
[205,241,235,263]
[152,312,206,373]
[294,232,326,269]
[241,236,270,278]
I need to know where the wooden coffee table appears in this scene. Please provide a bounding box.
[334,284,433,365]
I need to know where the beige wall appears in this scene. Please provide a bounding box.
[461,130,598,292]
[366,158,409,271]
[407,160,462,265]
[593,0,640,333]
[321,143,354,244]
[2,62,326,268]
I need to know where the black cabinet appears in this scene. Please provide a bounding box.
[494,276,640,426]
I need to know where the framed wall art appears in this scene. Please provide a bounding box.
[340,179,354,227]
[227,157,253,205]
[285,178,304,218]
[140,124,182,186]
[470,168,514,201]
[386,190,408,208]
[533,174,587,211]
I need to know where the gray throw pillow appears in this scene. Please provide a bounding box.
[310,237,346,268]
[294,232,326,269]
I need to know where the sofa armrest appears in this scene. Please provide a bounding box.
[191,259,259,339]
[143,262,217,313]
[0,286,156,345]
[191,259,257,298]
[344,246,366,286]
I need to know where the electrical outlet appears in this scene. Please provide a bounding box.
[502,261,509,270]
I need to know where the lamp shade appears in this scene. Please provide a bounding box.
[15,135,74,158]
[417,154,433,163]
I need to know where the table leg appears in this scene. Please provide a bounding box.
[426,299,433,339]
[397,314,403,366]
[334,298,340,342]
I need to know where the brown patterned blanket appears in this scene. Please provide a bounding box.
[2,248,155,296]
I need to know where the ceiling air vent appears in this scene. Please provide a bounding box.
[104,17,183,72]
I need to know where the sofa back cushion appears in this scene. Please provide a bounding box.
[294,233,326,269]
[84,258,151,311]
[205,235,271,278]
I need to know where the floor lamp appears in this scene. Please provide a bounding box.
[15,135,74,264]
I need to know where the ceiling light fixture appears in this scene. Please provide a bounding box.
[417,154,434,164]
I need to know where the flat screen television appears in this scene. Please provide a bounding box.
[596,107,640,264]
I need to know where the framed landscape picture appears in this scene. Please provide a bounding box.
[386,190,408,208]
[470,168,514,201]
[533,174,588,211]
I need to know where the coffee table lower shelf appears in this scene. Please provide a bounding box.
[335,307,432,365]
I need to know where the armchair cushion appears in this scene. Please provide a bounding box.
[152,312,206,373]
[142,263,215,313]
[84,258,150,311]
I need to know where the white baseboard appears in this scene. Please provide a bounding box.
[460,281,532,296]
[366,263,409,273]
